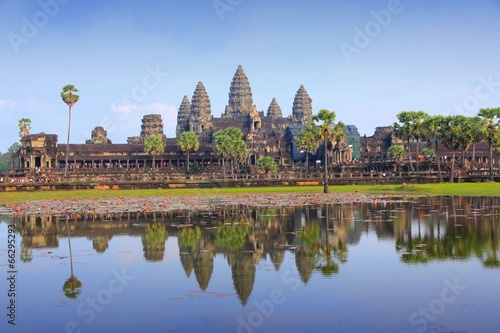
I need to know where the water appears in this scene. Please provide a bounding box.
[0,196,499,333]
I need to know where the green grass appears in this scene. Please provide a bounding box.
[0,182,499,205]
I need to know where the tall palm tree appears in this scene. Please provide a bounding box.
[332,121,347,162]
[477,108,500,180]
[178,131,200,171]
[422,115,445,182]
[469,116,486,171]
[63,215,82,299]
[144,135,165,174]
[313,109,338,194]
[442,115,466,182]
[61,85,80,178]
[295,124,320,169]
[394,111,429,172]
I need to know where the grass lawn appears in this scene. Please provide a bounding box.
[0,182,499,205]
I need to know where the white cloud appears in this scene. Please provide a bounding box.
[0,99,16,109]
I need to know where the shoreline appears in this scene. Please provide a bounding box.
[1,192,414,216]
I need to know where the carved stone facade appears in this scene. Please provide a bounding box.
[189,82,213,135]
[86,126,112,144]
[176,95,191,137]
[12,65,365,172]
[140,114,166,143]
[17,134,58,169]
[223,65,256,117]
[292,85,312,125]
[267,98,283,118]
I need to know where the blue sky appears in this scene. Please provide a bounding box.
[1,0,500,153]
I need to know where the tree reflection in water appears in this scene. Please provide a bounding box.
[63,215,82,299]
[142,222,167,261]
[10,196,499,307]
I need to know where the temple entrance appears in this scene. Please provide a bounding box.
[35,157,41,168]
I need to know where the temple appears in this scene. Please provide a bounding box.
[13,65,358,172]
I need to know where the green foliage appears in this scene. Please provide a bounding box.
[143,222,167,244]
[0,142,20,172]
[144,135,164,173]
[178,131,200,152]
[257,156,277,173]
[387,145,406,159]
[214,223,248,250]
[63,275,82,299]
[313,109,337,141]
[419,148,435,156]
[178,131,200,171]
[298,222,321,246]
[144,135,164,156]
[61,84,80,107]
[295,123,320,155]
[179,226,201,248]
[212,127,247,174]
[18,118,31,138]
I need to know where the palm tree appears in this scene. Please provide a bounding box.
[212,127,246,176]
[212,131,231,177]
[313,109,338,194]
[477,108,500,180]
[63,215,82,299]
[332,121,347,163]
[442,115,467,182]
[469,116,486,170]
[61,85,80,178]
[394,111,429,172]
[295,124,320,168]
[144,135,164,174]
[422,115,445,182]
[178,131,200,172]
[17,118,32,138]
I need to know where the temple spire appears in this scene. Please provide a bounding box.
[267,98,282,117]
[189,82,212,134]
[224,65,255,117]
[176,95,191,137]
[292,85,312,125]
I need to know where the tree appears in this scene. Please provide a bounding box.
[387,145,406,159]
[61,84,80,178]
[144,135,164,174]
[477,108,500,180]
[63,216,82,299]
[331,121,347,163]
[394,111,429,171]
[257,156,277,174]
[457,117,474,168]
[442,115,467,182]
[0,142,21,172]
[469,116,486,170]
[212,131,231,177]
[422,115,446,182]
[18,118,31,138]
[178,131,199,171]
[230,139,248,173]
[212,127,247,176]
[313,109,338,194]
[295,124,320,168]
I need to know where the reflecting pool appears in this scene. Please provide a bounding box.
[0,196,499,333]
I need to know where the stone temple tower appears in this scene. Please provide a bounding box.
[176,95,191,137]
[189,81,212,134]
[224,65,257,117]
[292,85,312,125]
[267,98,283,118]
[140,114,166,143]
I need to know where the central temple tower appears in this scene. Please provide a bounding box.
[223,65,258,117]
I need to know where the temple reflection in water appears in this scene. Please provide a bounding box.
[10,196,500,305]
